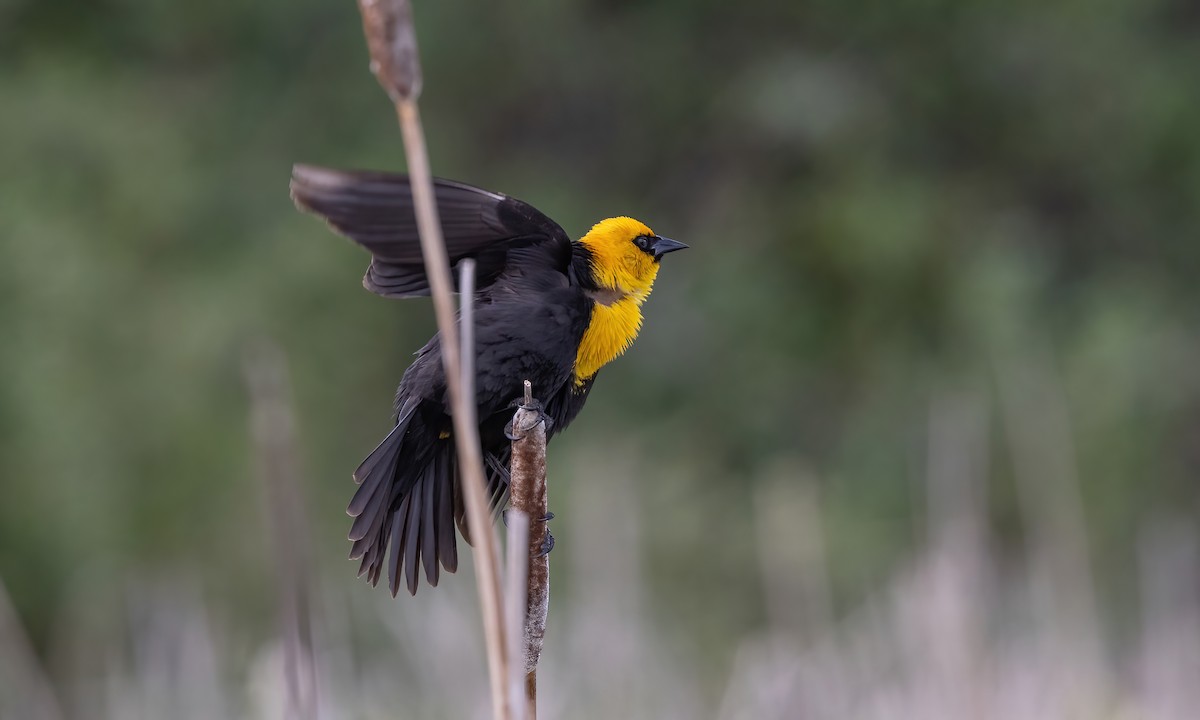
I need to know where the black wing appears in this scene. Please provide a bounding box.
[290,164,573,297]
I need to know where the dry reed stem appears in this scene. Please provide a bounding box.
[243,341,318,720]
[355,2,510,717]
[508,380,550,718]
[504,512,531,720]
[0,577,64,720]
[752,463,832,639]
[921,388,989,720]
[453,259,511,718]
[996,349,1105,711]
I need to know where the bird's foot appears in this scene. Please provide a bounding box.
[535,512,554,557]
[536,530,555,558]
[505,398,553,440]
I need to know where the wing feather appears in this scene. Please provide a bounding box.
[290,164,572,297]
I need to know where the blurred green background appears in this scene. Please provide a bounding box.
[2,0,1199,717]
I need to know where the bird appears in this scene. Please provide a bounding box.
[289,164,687,596]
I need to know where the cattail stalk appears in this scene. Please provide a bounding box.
[355,1,510,717]
[508,381,551,718]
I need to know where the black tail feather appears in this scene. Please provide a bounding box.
[453,465,470,545]
[403,474,423,596]
[420,455,439,586]
[350,397,517,595]
[348,431,402,556]
[355,425,464,595]
[387,494,410,596]
[347,471,392,545]
[347,399,417,559]
[450,446,510,547]
[435,454,458,572]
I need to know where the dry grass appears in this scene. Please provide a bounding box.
[5,361,1199,718]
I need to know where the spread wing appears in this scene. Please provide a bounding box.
[290,164,573,297]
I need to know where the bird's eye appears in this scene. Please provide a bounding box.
[634,236,650,250]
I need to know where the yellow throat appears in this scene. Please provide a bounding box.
[572,217,661,385]
[575,296,644,383]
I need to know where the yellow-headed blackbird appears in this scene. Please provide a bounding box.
[290,165,686,596]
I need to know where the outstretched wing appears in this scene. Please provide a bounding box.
[290,164,573,297]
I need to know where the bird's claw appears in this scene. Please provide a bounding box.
[504,398,553,440]
[536,530,555,558]
[535,512,554,557]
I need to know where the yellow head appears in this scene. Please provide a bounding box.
[578,217,688,302]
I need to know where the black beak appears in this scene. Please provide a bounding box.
[650,235,688,260]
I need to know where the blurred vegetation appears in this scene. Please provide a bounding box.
[2,0,1200,708]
